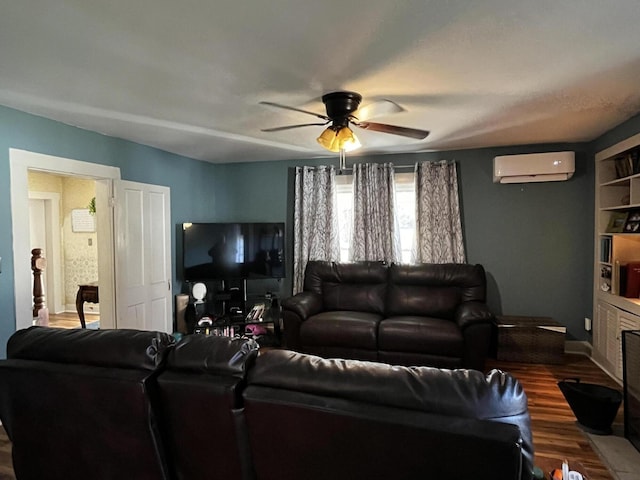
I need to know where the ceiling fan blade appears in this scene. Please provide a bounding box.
[355,121,430,140]
[259,101,329,121]
[261,122,329,132]
[353,99,405,121]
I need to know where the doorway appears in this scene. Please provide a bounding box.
[10,149,120,331]
[28,173,101,329]
[11,148,174,334]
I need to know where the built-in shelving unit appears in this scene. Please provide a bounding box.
[594,132,640,380]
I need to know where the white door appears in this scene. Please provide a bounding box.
[114,180,172,332]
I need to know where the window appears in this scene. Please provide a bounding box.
[395,173,416,263]
[335,172,415,263]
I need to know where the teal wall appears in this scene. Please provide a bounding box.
[0,105,219,356]
[3,102,640,356]
[212,145,594,341]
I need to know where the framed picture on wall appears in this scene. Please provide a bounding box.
[71,208,95,232]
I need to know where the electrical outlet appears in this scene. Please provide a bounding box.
[584,317,592,331]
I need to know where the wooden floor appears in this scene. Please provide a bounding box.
[486,355,623,480]
[47,311,99,329]
[0,353,626,479]
[0,429,12,480]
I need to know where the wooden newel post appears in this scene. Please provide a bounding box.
[31,248,47,318]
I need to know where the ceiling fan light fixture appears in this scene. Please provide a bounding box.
[316,125,361,152]
[317,126,338,151]
[337,126,361,152]
[262,91,428,150]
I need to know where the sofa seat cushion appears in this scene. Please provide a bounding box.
[300,311,382,350]
[379,316,464,357]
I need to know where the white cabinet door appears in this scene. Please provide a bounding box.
[594,300,617,374]
[594,301,608,358]
[114,180,172,332]
[594,299,640,380]
[606,311,619,374]
[617,312,640,378]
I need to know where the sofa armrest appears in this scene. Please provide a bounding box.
[281,292,323,350]
[281,291,323,321]
[455,302,495,371]
[454,301,494,330]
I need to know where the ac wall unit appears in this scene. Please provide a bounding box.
[493,151,575,184]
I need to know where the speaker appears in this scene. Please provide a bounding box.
[175,294,189,334]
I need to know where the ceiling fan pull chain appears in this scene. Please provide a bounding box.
[339,148,346,172]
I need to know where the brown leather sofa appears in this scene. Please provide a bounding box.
[0,327,533,480]
[282,261,495,370]
[0,326,176,480]
[157,333,259,479]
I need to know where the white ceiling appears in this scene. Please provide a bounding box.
[2,0,640,164]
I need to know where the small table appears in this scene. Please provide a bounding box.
[76,282,99,329]
[495,315,566,364]
[194,305,282,346]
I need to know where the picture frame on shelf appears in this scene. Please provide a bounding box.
[607,211,629,233]
[624,210,640,233]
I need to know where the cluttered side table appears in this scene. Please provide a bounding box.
[193,300,282,347]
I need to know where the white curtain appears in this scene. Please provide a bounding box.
[349,163,401,263]
[414,160,466,263]
[292,165,340,293]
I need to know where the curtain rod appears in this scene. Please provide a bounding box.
[337,164,416,174]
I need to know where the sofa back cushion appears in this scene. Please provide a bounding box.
[244,349,533,480]
[304,261,387,314]
[386,263,486,318]
[6,325,173,370]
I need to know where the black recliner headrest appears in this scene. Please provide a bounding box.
[7,326,175,371]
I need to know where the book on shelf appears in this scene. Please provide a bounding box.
[620,264,628,296]
[614,149,640,178]
[625,262,640,298]
[615,155,632,178]
[600,237,612,262]
[612,260,628,296]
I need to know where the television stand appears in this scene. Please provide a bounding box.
[218,278,247,316]
[193,300,282,346]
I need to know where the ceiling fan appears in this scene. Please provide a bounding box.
[259,91,430,153]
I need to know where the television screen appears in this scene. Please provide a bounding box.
[182,222,285,281]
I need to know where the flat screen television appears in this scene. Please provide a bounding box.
[182,222,285,281]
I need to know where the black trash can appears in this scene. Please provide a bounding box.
[558,378,622,435]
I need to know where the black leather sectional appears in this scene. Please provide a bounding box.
[0,327,533,480]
